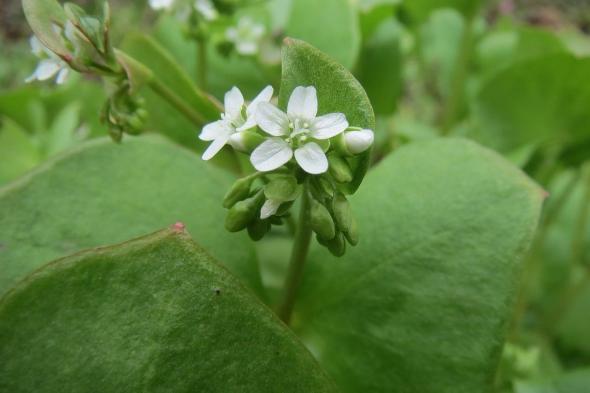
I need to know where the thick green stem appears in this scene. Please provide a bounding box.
[278,184,313,325]
[440,15,475,135]
[197,39,208,90]
[148,78,206,126]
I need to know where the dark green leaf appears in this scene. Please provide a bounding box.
[294,138,544,393]
[0,228,338,392]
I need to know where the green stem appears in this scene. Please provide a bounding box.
[278,183,313,325]
[197,38,208,90]
[148,78,206,126]
[440,15,475,135]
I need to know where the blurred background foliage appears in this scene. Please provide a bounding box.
[2,0,590,391]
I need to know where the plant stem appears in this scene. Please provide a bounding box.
[197,38,208,90]
[148,78,206,126]
[278,183,313,325]
[440,15,475,135]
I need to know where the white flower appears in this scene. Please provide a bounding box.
[344,129,374,154]
[25,36,70,85]
[199,85,274,160]
[226,17,265,56]
[149,0,174,10]
[194,0,217,20]
[251,86,349,175]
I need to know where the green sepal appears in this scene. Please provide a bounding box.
[310,199,336,240]
[343,215,359,246]
[328,154,353,183]
[264,175,301,203]
[225,190,264,232]
[63,3,105,54]
[223,176,255,209]
[247,219,270,241]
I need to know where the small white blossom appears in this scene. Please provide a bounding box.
[199,85,274,160]
[226,17,265,56]
[149,0,174,10]
[251,86,349,175]
[25,36,70,85]
[344,129,374,154]
[195,0,218,20]
[260,199,281,219]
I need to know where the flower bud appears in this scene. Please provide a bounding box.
[247,219,270,241]
[310,199,336,240]
[228,131,264,153]
[225,191,264,232]
[328,154,353,183]
[344,215,358,246]
[223,176,253,208]
[332,193,352,233]
[318,232,346,257]
[344,129,374,155]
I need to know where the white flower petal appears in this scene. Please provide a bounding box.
[250,137,293,172]
[228,132,247,151]
[260,199,281,219]
[246,85,274,116]
[255,102,289,136]
[225,27,238,41]
[149,0,174,10]
[30,36,43,57]
[224,87,244,122]
[294,142,328,174]
[202,134,231,160]
[195,0,217,20]
[311,113,349,140]
[34,60,61,81]
[236,41,257,55]
[199,120,231,141]
[344,129,374,154]
[55,68,69,85]
[287,86,317,121]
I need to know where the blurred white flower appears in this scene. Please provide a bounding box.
[149,0,174,10]
[25,36,70,85]
[226,17,265,56]
[251,86,349,175]
[194,0,218,20]
[199,85,273,160]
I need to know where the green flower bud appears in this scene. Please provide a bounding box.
[318,232,346,257]
[264,175,301,202]
[228,131,264,153]
[247,219,270,241]
[332,193,352,233]
[310,199,336,240]
[223,176,254,208]
[344,215,359,246]
[328,154,353,183]
[225,191,264,232]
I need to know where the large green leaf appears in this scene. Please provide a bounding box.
[293,138,544,393]
[279,39,375,194]
[285,0,361,69]
[0,228,337,392]
[0,136,262,296]
[473,54,590,153]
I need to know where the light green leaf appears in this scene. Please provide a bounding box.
[473,54,590,153]
[45,102,81,157]
[285,0,361,69]
[0,136,262,296]
[0,118,40,185]
[294,138,544,393]
[22,0,69,58]
[0,228,338,392]
[403,0,480,23]
[279,39,375,194]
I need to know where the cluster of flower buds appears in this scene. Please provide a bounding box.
[26,2,152,141]
[200,85,374,256]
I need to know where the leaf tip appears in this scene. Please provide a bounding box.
[171,221,186,233]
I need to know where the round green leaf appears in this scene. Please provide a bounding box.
[0,228,338,392]
[294,138,544,393]
[0,136,262,296]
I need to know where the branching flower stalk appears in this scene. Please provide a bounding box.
[201,85,374,323]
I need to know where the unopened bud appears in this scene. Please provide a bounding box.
[318,232,346,257]
[225,190,264,232]
[328,154,353,183]
[344,129,374,155]
[247,219,270,241]
[332,193,352,233]
[228,131,264,153]
[344,215,358,246]
[310,199,336,240]
[223,176,254,208]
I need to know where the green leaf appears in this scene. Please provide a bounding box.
[0,118,40,185]
[0,228,338,392]
[0,136,262,296]
[120,33,220,149]
[403,0,480,23]
[279,39,375,194]
[22,0,69,58]
[293,138,544,393]
[473,54,590,154]
[285,0,361,69]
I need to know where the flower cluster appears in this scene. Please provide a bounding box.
[199,85,374,255]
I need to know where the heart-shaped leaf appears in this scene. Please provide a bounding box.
[0,136,262,296]
[279,38,375,194]
[293,138,544,393]
[0,227,337,392]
